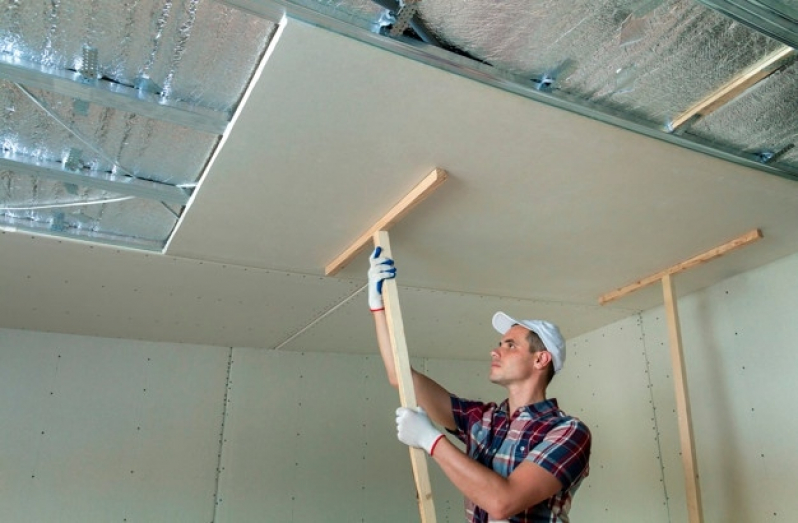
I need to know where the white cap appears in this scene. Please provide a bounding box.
[492,311,566,374]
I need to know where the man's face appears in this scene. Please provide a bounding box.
[489,325,538,386]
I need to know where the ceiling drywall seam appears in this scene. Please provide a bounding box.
[220,0,798,183]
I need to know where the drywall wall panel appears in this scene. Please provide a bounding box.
[217,348,500,523]
[0,328,230,523]
[216,349,424,522]
[560,315,670,523]
[219,327,666,522]
[641,249,798,522]
[641,302,691,523]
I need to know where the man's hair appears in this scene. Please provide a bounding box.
[525,329,555,385]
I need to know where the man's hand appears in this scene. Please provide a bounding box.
[368,246,396,311]
[396,407,445,455]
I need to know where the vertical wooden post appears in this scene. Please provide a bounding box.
[662,274,704,523]
[374,229,437,523]
[599,230,762,522]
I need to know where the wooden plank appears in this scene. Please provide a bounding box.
[325,168,448,276]
[662,274,703,523]
[670,47,794,131]
[598,228,762,305]
[374,229,437,523]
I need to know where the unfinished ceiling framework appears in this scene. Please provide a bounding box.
[1,1,276,248]
[1,0,797,251]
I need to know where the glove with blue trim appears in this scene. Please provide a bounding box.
[368,246,396,312]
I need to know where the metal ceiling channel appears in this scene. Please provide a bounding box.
[0,0,277,249]
[0,151,189,205]
[695,0,798,50]
[0,54,231,135]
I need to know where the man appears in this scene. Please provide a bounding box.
[368,247,591,523]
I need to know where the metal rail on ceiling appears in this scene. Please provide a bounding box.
[0,150,191,206]
[0,53,230,136]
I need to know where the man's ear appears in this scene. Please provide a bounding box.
[535,350,552,370]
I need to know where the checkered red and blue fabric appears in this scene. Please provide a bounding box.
[449,396,591,523]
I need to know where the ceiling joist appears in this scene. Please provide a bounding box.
[0,54,230,135]
[0,150,191,206]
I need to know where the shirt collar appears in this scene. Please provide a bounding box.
[499,398,559,418]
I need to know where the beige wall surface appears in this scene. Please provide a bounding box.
[0,331,230,522]
[2,249,797,522]
[640,249,798,523]
[215,323,667,522]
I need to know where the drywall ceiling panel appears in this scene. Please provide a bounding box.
[0,231,363,351]
[0,228,632,359]
[169,19,798,313]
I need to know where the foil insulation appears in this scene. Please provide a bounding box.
[1,0,276,111]
[0,0,278,248]
[415,0,784,122]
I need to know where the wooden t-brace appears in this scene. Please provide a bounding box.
[599,228,763,523]
[326,168,448,523]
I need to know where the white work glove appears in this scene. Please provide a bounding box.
[368,246,396,311]
[395,407,445,455]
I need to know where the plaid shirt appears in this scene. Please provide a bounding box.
[449,395,591,523]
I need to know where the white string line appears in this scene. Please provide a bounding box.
[272,282,368,351]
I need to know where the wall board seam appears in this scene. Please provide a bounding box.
[639,312,672,523]
[211,347,234,523]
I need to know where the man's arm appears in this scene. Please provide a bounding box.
[430,438,562,520]
[368,247,455,430]
[372,309,455,430]
[397,409,591,520]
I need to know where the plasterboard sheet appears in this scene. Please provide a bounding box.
[216,349,422,523]
[169,18,798,317]
[0,231,363,351]
[0,328,229,522]
[640,249,798,521]
[559,315,669,522]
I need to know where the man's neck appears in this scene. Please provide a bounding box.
[506,382,547,414]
